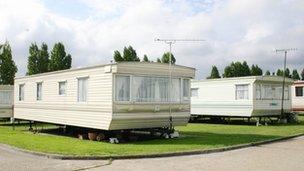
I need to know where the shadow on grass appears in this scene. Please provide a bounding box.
[129,131,282,146]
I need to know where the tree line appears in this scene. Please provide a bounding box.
[208,61,304,80]
[113,45,176,64]
[0,41,72,85]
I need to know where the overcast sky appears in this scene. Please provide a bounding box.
[0,0,303,79]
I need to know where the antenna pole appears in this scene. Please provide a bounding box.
[155,38,205,133]
[275,48,296,119]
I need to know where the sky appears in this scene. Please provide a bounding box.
[0,0,303,79]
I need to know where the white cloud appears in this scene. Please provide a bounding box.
[0,0,303,78]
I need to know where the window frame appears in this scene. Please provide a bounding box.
[36,82,42,101]
[58,81,67,96]
[114,74,189,104]
[235,84,249,100]
[114,74,132,102]
[295,86,303,97]
[182,78,190,101]
[191,88,199,98]
[18,84,25,101]
[77,77,89,102]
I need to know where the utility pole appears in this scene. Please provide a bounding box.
[275,48,297,119]
[155,38,205,133]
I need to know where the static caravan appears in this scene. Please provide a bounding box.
[291,81,304,113]
[0,85,13,119]
[191,76,294,118]
[14,62,195,131]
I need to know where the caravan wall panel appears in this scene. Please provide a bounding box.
[14,66,113,130]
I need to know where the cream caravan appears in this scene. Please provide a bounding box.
[0,85,13,119]
[14,62,195,131]
[191,76,293,118]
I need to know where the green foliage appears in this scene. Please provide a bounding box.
[276,69,283,76]
[207,66,221,79]
[265,70,271,75]
[301,68,304,80]
[223,61,251,78]
[113,46,140,62]
[113,50,123,62]
[49,42,72,71]
[143,54,149,62]
[157,58,161,63]
[161,52,176,64]
[27,43,49,75]
[250,64,263,76]
[292,69,300,80]
[0,41,17,85]
[276,68,291,78]
[285,68,291,78]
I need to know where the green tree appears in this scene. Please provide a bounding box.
[27,43,49,75]
[157,58,161,63]
[113,50,123,62]
[241,61,251,76]
[161,52,176,64]
[0,41,17,85]
[123,46,140,61]
[49,42,72,71]
[285,68,291,78]
[113,46,140,62]
[223,65,233,78]
[37,43,49,73]
[301,68,304,80]
[143,54,149,62]
[250,64,263,76]
[265,70,271,75]
[292,69,300,80]
[207,66,221,79]
[27,43,39,75]
[276,69,283,76]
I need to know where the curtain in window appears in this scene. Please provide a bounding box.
[59,82,66,95]
[19,85,24,101]
[78,78,88,102]
[116,76,130,101]
[0,91,12,105]
[191,88,198,97]
[182,79,190,101]
[236,84,249,100]
[37,83,42,100]
[171,78,181,102]
[255,84,261,99]
[133,77,155,102]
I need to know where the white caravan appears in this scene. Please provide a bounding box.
[191,76,293,118]
[14,62,195,130]
[0,85,13,119]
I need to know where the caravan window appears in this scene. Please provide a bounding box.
[235,84,249,100]
[182,79,190,101]
[255,84,261,99]
[19,84,24,101]
[116,75,130,101]
[36,83,42,101]
[296,87,303,97]
[191,88,198,97]
[58,81,66,95]
[78,77,88,102]
[260,84,289,100]
[132,76,181,102]
[0,90,12,105]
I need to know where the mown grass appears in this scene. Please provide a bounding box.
[0,116,304,157]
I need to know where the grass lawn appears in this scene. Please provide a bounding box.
[0,116,304,157]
